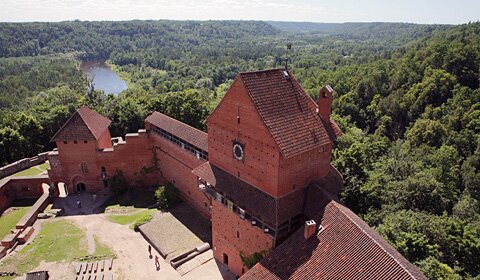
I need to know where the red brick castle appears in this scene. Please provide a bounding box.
[47,69,426,279]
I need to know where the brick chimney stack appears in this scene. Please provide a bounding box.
[318,85,333,120]
[304,220,317,240]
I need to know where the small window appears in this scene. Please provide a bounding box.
[239,208,246,219]
[74,140,78,144]
[63,141,67,144]
[84,140,88,144]
[237,231,240,238]
[81,162,88,173]
[101,167,106,172]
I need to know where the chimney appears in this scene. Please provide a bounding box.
[304,220,317,240]
[318,85,333,120]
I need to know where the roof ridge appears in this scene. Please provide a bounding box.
[149,112,207,135]
[330,200,419,280]
[239,68,285,75]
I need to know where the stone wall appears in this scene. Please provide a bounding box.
[0,152,50,179]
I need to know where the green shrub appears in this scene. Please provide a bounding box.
[132,212,154,231]
[155,183,180,210]
[240,250,269,269]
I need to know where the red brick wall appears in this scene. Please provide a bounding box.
[207,77,334,198]
[50,123,211,218]
[277,144,332,195]
[208,77,281,197]
[6,177,48,198]
[149,130,211,218]
[51,131,157,194]
[212,199,274,277]
[0,186,14,212]
[0,176,49,212]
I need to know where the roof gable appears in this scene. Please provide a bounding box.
[238,69,332,158]
[50,107,111,142]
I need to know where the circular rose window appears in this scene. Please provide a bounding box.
[233,143,244,161]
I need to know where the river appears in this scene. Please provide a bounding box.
[80,60,128,95]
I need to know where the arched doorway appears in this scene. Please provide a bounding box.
[76,182,86,192]
[222,253,229,266]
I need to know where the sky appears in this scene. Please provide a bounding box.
[0,0,478,24]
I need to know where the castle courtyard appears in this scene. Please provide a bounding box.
[0,193,227,280]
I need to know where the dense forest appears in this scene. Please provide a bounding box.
[0,20,479,279]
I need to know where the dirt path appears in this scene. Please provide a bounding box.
[85,226,96,254]
[68,214,224,280]
[5,209,225,280]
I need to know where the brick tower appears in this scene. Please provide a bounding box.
[193,69,341,276]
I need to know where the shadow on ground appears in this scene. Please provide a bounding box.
[168,203,212,244]
[96,188,157,212]
[0,198,37,216]
[51,188,158,216]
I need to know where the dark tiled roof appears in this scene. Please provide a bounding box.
[239,69,334,158]
[50,107,111,142]
[146,112,208,152]
[241,185,427,280]
[193,162,307,226]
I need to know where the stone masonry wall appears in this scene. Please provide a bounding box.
[0,152,50,179]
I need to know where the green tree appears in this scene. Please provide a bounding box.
[406,119,447,147]
[416,257,461,280]
[0,127,26,165]
[462,145,480,200]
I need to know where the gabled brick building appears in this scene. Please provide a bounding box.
[47,69,427,279]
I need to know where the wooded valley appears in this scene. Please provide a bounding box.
[0,20,479,279]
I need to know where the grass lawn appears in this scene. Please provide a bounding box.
[12,162,49,177]
[0,219,114,279]
[107,209,156,228]
[0,206,31,240]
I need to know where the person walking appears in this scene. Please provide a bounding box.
[155,255,160,270]
[77,200,81,208]
[148,244,152,258]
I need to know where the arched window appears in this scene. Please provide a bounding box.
[81,163,88,173]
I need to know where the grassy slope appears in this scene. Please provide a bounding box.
[0,207,31,240]
[106,209,156,226]
[0,219,114,279]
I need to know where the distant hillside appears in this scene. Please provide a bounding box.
[268,21,450,48]
[0,20,279,59]
[266,21,342,33]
